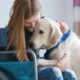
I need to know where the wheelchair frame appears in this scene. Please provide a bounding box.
[0,49,38,80]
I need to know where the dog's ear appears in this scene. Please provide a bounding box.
[41,18,63,46]
[45,18,61,39]
[49,20,62,45]
[50,21,60,37]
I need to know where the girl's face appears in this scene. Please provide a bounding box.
[24,12,41,32]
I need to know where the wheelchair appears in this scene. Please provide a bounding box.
[0,28,38,80]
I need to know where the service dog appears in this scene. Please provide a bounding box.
[29,18,80,79]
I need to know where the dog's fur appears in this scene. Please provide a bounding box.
[30,18,80,79]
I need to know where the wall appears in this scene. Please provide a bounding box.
[40,0,74,29]
[0,0,14,28]
[0,0,73,28]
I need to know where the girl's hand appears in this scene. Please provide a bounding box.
[56,53,69,71]
[56,20,69,34]
[17,50,29,61]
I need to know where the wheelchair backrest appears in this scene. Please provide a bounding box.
[0,28,8,48]
[0,28,38,80]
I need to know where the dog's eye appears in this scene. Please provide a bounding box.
[39,30,44,34]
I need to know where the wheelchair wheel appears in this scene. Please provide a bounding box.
[0,66,16,80]
[0,71,9,80]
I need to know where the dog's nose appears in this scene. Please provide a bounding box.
[29,41,34,48]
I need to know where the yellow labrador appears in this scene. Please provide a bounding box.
[30,18,80,79]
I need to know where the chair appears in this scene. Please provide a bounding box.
[0,28,38,80]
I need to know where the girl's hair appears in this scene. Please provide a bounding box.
[7,0,41,61]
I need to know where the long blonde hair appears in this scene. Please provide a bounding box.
[7,0,41,61]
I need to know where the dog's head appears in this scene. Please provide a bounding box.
[29,18,63,49]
